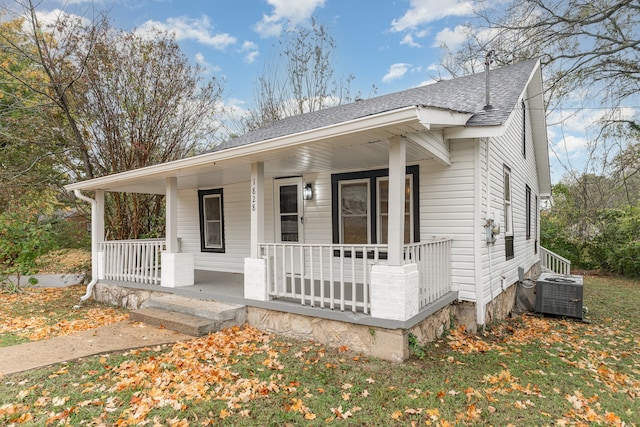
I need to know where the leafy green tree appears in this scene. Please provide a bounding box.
[1,2,225,239]
[0,194,56,291]
[0,16,68,210]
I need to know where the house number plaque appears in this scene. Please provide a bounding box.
[251,178,256,212]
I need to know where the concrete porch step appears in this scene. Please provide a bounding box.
[129,294,246,336]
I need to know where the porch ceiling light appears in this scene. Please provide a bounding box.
[304,183,314,200]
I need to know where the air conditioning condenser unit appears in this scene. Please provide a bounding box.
[535,273,584,319]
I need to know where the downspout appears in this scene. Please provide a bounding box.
[74,190,99,302]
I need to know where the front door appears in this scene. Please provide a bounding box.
[275,178,304,277]
[275,177,303,243]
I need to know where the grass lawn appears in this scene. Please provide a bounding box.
[1,274,638,426]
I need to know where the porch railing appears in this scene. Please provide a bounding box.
[540,246,571,275]
[259,238,452,314]
[404,238,452,308]
[101,239,166,285]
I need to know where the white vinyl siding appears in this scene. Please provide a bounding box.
[178,181,256,273]
[420,140,477,301]
[478,94,542,310]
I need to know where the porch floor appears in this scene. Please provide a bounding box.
[100,269,458,330]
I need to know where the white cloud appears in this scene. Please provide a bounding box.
[244,50,260,64]
[136,16,236,50]
[391,0,476,32]
[552,134,588,153]
[400,34,422,48]
[240,41,259,64]
[31,8,90,29]
[254,0,326,37]
[382,63,411,83]
[194,53,221,73]
[433,25,471,49]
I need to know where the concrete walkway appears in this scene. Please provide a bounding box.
[0,321,192,376]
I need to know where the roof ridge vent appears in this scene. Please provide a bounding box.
[484,50,495,111]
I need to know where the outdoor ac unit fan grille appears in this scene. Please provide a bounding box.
[535,274,584,318]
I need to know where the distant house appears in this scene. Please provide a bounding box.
[66,58,565,361]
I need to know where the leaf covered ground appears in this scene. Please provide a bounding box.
[0,285,128,346]
[1,275,639,426]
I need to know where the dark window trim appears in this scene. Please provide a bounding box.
[534,195,539,254]
[505,236,515,260]
[331,165,420,245]
[198,188,225,253]
[521,100,526,159]
[525,184,531,240]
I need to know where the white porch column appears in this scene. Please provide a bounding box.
[370,136,419,321]
[387,135,406,265]
[244,162,269,300]
[95,190,105,280]
[250,162,264,258]
[165,177,178,253]
[161,176,194,287]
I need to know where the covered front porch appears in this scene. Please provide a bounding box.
[95,236,457,325]
[70,115,467,324]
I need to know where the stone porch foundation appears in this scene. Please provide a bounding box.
[88,278,527,362]
[246,305,453,363]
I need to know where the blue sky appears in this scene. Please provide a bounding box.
[37,0,478,108]
[27,0,610,184]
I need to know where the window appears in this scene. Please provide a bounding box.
[339,179,370,244]
[332,166,419,246]
[198,189,225,252]
[521,100,526,158]
[504,166,514,260]
[377,177,412,244]
[525,185,531,240]
[534,195,539,254]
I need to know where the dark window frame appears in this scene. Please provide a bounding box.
[198,188,226,253]
[521,100,527,159]
[525,184,532,240]
[331,165,420,246]
[534,195,539,254]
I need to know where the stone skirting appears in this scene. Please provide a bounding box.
[92,282,166,309]
[246,303,454,363]
[91,281,460,362]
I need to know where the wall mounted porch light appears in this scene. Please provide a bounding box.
[303,183,314,200]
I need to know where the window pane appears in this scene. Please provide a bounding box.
[504,173,511,202]
[279,185,298,214]
[342,216,368,244]
[341,182,368,244]
[205,196,220,220]
[206,221,221,247]
[280,214,298,242]
[378,177,412,244]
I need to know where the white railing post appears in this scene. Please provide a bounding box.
[540,246,571,275]
[256,239,453,317]
[100,239,167,285]
[402,238,453,310]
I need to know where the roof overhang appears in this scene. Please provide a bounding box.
[65,106,472,194]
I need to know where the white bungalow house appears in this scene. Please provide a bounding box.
[65,58,567,361]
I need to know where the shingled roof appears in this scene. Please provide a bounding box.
[214,58,540,152]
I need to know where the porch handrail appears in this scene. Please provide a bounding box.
[403,238,453,309]
[260,243,387,314]
[101,239,166,285]
[259,239,453,314]
[540,246,571,275]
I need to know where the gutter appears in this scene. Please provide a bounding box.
[73,190,99,302]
